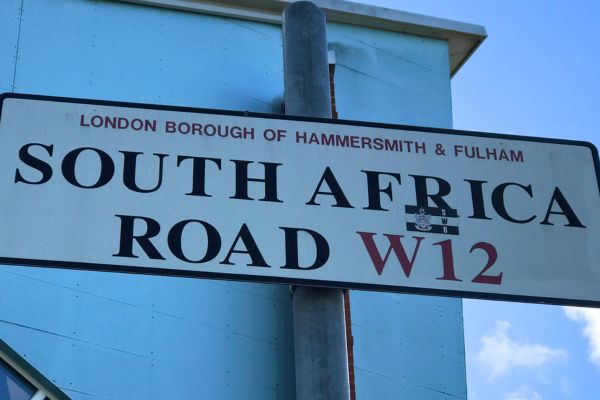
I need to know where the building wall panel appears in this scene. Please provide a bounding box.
[11,0,283,112]
[328,22,452,128]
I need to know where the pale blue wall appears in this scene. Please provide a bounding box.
[329,22,452,128]
[0,0,465,399]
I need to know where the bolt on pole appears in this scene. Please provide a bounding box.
[282,2,351,400]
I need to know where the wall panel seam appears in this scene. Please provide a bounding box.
[11,0,24,92]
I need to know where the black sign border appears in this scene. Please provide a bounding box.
[1,92,599,308]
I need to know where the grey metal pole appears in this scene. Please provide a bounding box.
[282,2,350,400]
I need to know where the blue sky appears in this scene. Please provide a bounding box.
[359,1,600,399]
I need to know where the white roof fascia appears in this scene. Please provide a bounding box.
[117,0,487,77]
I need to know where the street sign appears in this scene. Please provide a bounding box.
[1,93,599,306]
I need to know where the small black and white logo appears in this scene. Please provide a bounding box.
[405,205,459,235]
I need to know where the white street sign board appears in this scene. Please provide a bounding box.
[1,93,599,306]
